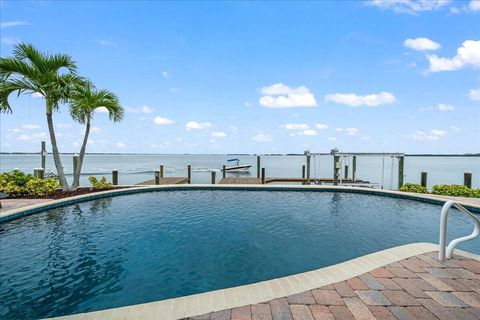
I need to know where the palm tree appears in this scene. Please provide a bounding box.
[69,81,124,188]
[0,43,79,190]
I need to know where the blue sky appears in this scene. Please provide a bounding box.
[1,0,479,154]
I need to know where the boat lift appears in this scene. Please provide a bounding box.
[307,150,405,189]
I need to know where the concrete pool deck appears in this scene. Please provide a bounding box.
[50,243,480,320]
[0,198,52,213]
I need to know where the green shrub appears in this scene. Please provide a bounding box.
[470,188,480,198]
[431,184,476,197]
[0,169,33,187]
[399,183,428,194]
[88,176,112,190]
[25,178,60,197]
[0,170,59,197]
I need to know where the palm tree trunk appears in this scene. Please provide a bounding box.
[72,118,90,189]
[46,105,71,191]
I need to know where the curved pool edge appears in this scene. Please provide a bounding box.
[1,184,480,223]
[50,243,480,320]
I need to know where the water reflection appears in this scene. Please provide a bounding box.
[0,199,125,319]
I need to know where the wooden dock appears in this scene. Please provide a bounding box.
[137,177,189,185]
[219,177,364,185]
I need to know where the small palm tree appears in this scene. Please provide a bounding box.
[69,81,124,188]
[0,43,79,190]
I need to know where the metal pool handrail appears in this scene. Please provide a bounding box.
[439,200,480,261]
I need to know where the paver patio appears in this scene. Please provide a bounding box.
[185,252,480,320]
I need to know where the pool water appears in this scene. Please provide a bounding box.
[0,190,478,319]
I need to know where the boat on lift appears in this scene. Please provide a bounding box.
[222,158,252,173]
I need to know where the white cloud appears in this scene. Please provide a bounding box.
[211,131,226,138]
[162,71,169,78]
[153,116,175,125]
[125,105,154,114]
[252,134,272,142]
[325,92,396,107]
[244,101,252,107]
[0,21,28,29]
[99,40,117,47]
[437,104,455,111]
[97,107,109,113]
[91,126,101,132]
[300,129,318,136]
[21,124,40,130]
[409,129,448,141]
[427,40,480,72]
[368,0,451,14]
[469,89,480,101]
[469,0,480,11]
[230,126,238,130]
[57,123,72,129]
[315,123,329,129]
[259,83,317,108]
[404,37,441,51]
[185,121,211,130]
[283,123,310,130]
[328,137,337,141]
[450,126,461,131]
[117,142,126,148]
[335,128,343,132]
[19,134,31,141]
[141,105,153,114]
[1,37,21,45]
[345,128,359,136]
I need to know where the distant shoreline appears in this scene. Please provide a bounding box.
[1,152,479,157]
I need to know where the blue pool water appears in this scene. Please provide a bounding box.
[0,190,478,319]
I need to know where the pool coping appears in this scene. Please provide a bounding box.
[1,184,480,223]
[50,243,480,320]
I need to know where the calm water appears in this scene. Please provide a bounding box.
[0,190,478,319]
[0,154,479,189]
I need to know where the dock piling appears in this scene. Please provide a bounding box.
[34,168,45,179]
[257,156,261,178]
[187,165,192,184]
[160,165,164,178]
[73,154,79,176]
[421,172,427,188]
[41,141,46,169]
[344,165,349,180]
[261,168,266,184]
[352,156,357,182]
[464,172,472,188]
[112,170,118,185]
[222,165,226,178]
[211,171,216,184]
[398,156,404,189]
[154,171,160,185]
[306,154,311,185]
[333,155,340,185]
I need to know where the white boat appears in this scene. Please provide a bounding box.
[222,158,251,173]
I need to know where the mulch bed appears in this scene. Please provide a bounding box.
[7,186,130,200]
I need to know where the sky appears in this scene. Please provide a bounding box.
[0,0,479,154]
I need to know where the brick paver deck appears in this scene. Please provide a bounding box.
[185,252,480,320]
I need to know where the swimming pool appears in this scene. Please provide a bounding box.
[0,189,478,319]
